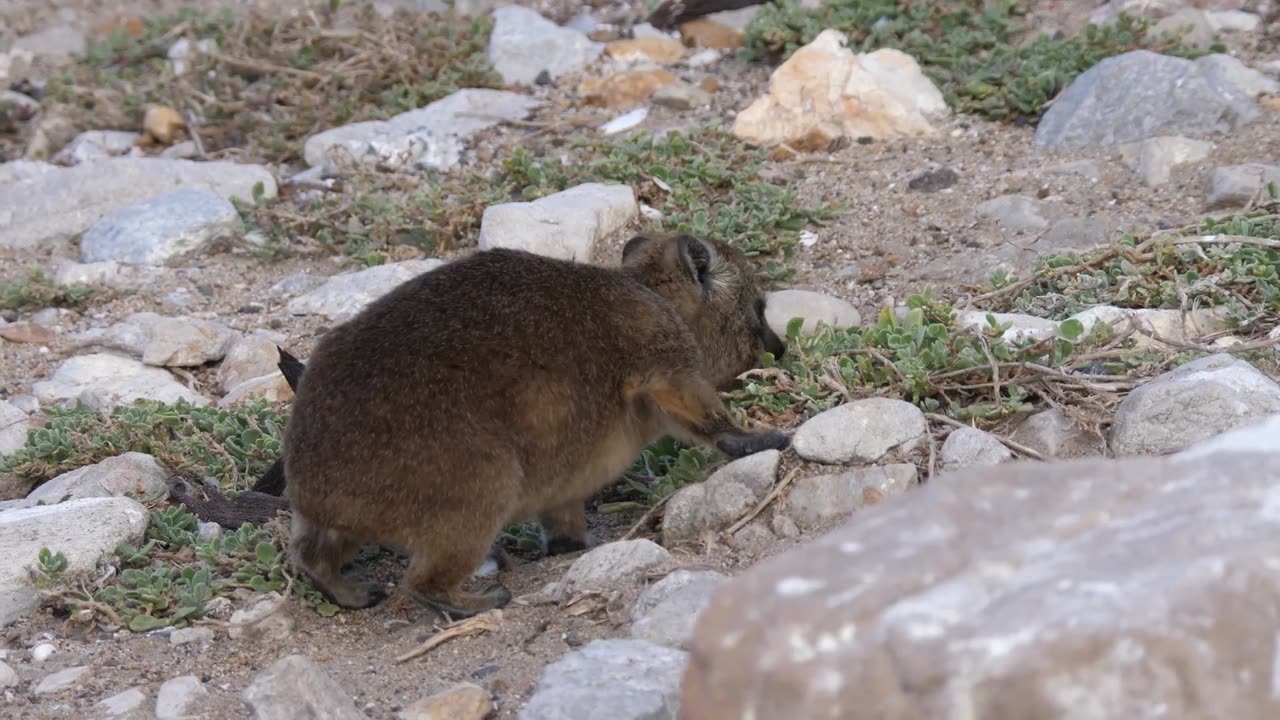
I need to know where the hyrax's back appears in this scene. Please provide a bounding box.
[284,236,788,617]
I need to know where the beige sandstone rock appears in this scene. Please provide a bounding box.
[732,29,947,150]
[578,69,679,108]
[398,683,491,720]
[605,37,685,65]
[682,452,1280,719]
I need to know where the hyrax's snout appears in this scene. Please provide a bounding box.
[753,296,786,362]
[762,314,786,361]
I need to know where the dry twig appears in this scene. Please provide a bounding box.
[723,467,801,538]
[395,609,503,663]
[925,413,1046,461]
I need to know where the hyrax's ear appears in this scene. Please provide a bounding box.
[621,235,652,264]
[676,234,715,293]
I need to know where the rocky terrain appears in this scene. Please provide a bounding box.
[2,0,1280,717]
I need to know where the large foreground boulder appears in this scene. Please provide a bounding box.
[681,452,1280,719]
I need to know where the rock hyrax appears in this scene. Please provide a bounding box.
[286,233,789,617]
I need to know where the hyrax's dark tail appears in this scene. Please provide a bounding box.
[182,345,306,528]
[277,345,305,392]
[248,346,307,497]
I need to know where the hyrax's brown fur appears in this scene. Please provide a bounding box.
[285,233,789,617]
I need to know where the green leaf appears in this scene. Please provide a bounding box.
[128,614,169,632]
[254,541,279,564]
[785,316,805,339]
[1058,318,1085,342]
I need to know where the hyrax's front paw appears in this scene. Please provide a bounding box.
[717,430,789,459]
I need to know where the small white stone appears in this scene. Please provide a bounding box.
[31,643,55,663]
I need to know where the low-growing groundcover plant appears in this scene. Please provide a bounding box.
[248,128,835,281]
[33,505,340,632]
[38,4,503,165]
[742,0,1209,122]
[0,271,95,312]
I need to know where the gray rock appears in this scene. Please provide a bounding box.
[681,452,1280,719]
[33,665,91,695]
[730,522,775,557]
[13,25,86,59]
[268,272,326,298]
[96,687,150,718]
[0,90,39,116]
[652,82,711,110]
[32,352,211,410]
[763,289,861,338]
[1207,10,1262,33]
[770,514,799,539]
[1206,163,1280,208]
[69,312,237,367]
[1119,135,1213,186]
[24,113,78,161]
[1175,411,1280,461]
[1149,9,1216,49]
[0,159,58,184]
[1038,216,1110,252]
[80,188,242,266]
[939,426,1013,471]
[1068,304,1232,351]
[242,655,363,720]
[784,463,918,529]
[1009,408,1105,459]
[0,158,276,251]
[0,660,15,688]
[0,497,148,624]
[487,6,604,86]
[169,626,216,646]
[661,452,779,545]
[304,89,542,173]
[1196,53,1280,99]
[28,452,169,504]
[167,37,216,75]
[8,395,39,415]
[53,260,168,290]
[630,570,728,649]
[661,484,711,546]
[52,130,140,166]
[217,332,285,393]
[792,397,927,464]
[559,540,671,597]
[478,183,637,262]
[953,310,1059,344]
[975,194,1048,232]
[0,401,31,458]
[631,570,728,620]
[0,47,35,88]
[156,675,208,720]
[519,638,686,720]
[1034,51,1263,151]
[219,373,293,408]
[287,259,444,322]
[161,141,199,160]
[1111,354,1280,456]
[705,449,780,501]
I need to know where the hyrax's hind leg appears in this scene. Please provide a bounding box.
[538,500,589,556]
[649,371,790,459]
[289,513,385,609]
[405,532,512,619]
